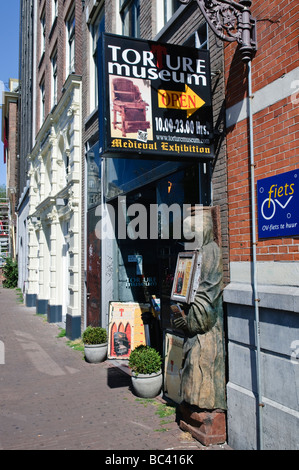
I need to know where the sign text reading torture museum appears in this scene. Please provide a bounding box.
[99,33,214,160]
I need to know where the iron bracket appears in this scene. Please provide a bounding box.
[180,0,257,62]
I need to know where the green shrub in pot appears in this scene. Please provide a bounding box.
[129,345,162,375]
[129,345,163,398]
[82,326,108,363]
[82,326,107,345]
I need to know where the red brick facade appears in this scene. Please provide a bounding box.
[36,0,83,134]
[225,0,299,263]
[2,86,19,259]
[6,99,19,193]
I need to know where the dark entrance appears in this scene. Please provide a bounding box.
[86,206,101,326]
[86,143,102,327]
[110,162,211,351]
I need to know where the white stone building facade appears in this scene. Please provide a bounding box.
[26,75,82,338]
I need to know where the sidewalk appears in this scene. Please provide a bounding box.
[0,287,232,451]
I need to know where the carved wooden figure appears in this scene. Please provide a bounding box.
[174,206,227,445]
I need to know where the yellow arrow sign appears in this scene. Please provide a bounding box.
[158,85,205,118]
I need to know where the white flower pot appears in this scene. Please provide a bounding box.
[131,369,163,398]
[84,343,108,363]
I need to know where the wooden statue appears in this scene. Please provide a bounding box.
[173,207,226,412]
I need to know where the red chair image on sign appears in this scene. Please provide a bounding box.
[111,78,150,137]
[109,322,132,358]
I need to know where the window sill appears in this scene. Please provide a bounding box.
[84,106,98,128]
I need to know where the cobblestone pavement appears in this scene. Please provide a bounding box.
[0,287,232,452]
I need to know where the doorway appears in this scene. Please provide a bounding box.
[85,142,101,327]
[111,163,209,350]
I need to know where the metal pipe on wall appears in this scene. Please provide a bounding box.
[247,59,264,450]
[179,0,263,450]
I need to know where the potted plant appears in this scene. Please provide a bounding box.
[82,326,108,363]
[128,345,163,398]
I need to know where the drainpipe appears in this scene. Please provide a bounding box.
[180,0,262,449]
[247,60,264,450]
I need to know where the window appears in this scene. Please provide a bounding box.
[86,142,101,209]
[66,10,75,75]
[183,24,208,50]
[40,9,46,57]
[90,9,105,110]
[52,0,58,24]
[164,0,181,23]
[120,0,140,38]
[156,0,182,32]
[40,79,45,124]
[51,50,57,108]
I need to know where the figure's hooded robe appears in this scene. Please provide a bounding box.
[180,208,226,410]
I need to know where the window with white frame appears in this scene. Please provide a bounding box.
[164,0,181,23]
[156,0,182,33]
[52,0,58,24]
[120,0,140,38]
[40,78,45,125]
[66,9,75,75]
[90,8,105,111]
[40,9,46,57]
[51,50,58,108]
[183,23,208,50]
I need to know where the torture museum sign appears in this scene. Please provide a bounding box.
[99,33,214,160]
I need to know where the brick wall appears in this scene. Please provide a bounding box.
[225,1,298,108]
[4,96,19,258]
[105,0,115,33]
[81,0,96,331]
[19,0,33,197]
[140,0,153,39]
[156,3,229,284]
[35,0,83,134]
[225,0,299,263]
[7,100,19,192]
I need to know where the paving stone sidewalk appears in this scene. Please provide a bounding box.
[0,287,232,451]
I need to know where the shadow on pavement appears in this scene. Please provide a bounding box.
[107,366,132,389]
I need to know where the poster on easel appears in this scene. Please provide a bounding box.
[164,332,184,404]
[108,302,150,359]
[170,251,202,304]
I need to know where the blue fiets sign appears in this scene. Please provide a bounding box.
[257,169,299,238]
